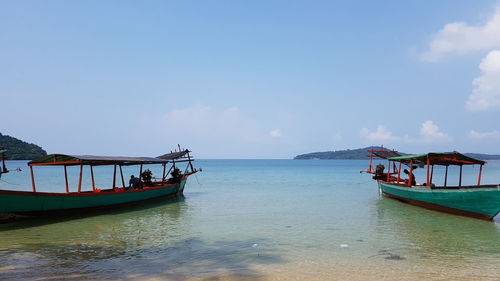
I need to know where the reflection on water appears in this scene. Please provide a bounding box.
[0,197,285,280]
[368,197,500,278]
[0,237,284,280]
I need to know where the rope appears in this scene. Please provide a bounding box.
[194,172,203,189]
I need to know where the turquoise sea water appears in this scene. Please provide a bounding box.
[0,159,499,280]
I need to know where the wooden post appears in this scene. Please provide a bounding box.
[187,151,195,172]
[77,164,83,193]
[166,165,174,180]
[162,163,166,182]
[477,164,483,186]
[119,165,125,188]
[459,165,463,187]
[369,154,373,173]
[426,156,430,187]
[90,165,96,191]
[64,165,69,193]
[430,165,434,186]
[397,162,402,183]
[138,164,143,188]
[30,166,36,192]
[112,165,117,188]
[408,160,414,187]
[387,159,391,181]
[444,165,448,187]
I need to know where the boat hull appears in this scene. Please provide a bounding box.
[378,181,500,220]
[0,178,189,215]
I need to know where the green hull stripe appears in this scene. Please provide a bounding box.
[0,180,187,213]
[379,182,500,217]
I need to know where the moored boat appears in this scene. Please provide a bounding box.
[0,148,199,217]
[363,148,500,220]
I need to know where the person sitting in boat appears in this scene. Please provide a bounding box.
[403,169,416,186]
[372,163,386,180]
[128,175,140,190]
[168,167,183,183]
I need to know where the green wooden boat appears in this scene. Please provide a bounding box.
[364,148,500,220]
[0,148,199,217]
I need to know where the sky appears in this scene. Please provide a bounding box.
[2,0,500,158]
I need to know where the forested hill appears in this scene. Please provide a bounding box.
[294,146,387,160]
[0,133,47,160]
[294,147,500,160]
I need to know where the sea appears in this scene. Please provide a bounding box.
[0,159,499,281]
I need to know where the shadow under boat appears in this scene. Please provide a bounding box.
[0,195,188,230]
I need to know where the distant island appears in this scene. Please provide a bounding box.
[0,133,47,160]
[294,146,500,160]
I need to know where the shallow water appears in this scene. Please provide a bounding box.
[0,159,499,280]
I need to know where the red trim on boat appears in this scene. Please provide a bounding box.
[0,173,195,197]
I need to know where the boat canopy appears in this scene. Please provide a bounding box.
[157,150,190,160]
[372,150,402,159]
[28,153,188,166]
[389,152,485,166]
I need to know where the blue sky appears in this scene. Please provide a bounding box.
[2,0,500,158]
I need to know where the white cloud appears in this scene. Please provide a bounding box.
[360,125,398,142]
[468,129,500,140]
[269,129,282,137]
[421,6,500,62]
[418,120,452,143]
[360,121,451,144]
[466,50,500,111]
